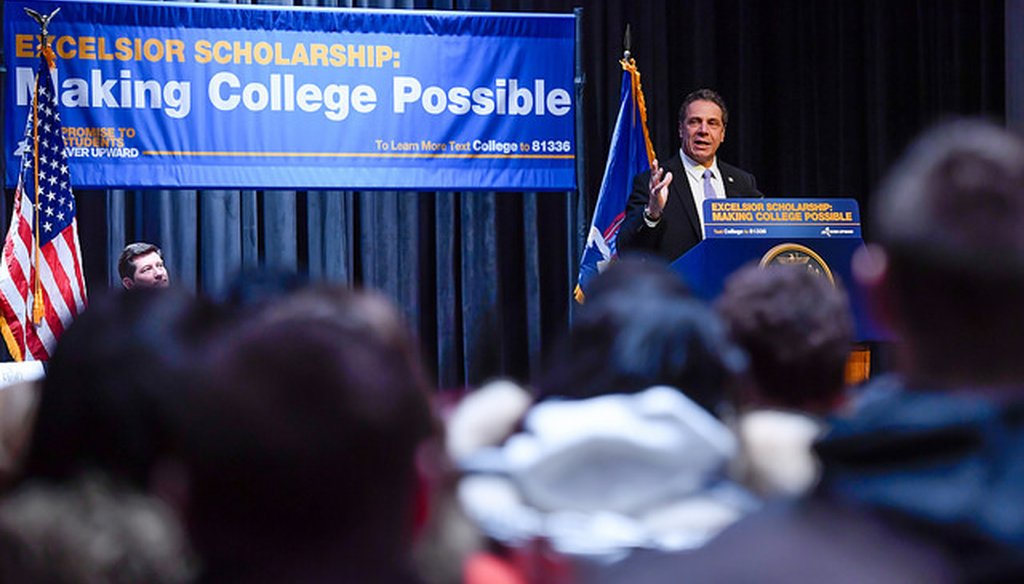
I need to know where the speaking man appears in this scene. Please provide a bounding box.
[118,242,169,289]
[618,88,761,261]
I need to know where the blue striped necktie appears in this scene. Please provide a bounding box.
[702,168,718,199]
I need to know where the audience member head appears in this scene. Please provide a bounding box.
[583,256,690,302]
[118,242,169,289]
[20,288,220,490]
[539,259,745,414]
[716,264,853,414]
[180,285,435,580]
[220,267,308,315]
[858,119,1024,387]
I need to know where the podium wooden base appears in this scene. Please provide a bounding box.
[845,346,871,386]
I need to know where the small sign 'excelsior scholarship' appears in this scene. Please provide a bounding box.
[704,199,861,239]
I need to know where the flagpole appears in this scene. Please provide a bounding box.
[569,6,585,321]
[25,8,60,325]
[624,24,631,62]
[0,4,6,200]
[619,27,655,169]
[31,53,42,326]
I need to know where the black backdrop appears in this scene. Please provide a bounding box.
[1,0,1007,387]
[527,0,1005,231]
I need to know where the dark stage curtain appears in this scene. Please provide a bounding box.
[3,0,1006,388]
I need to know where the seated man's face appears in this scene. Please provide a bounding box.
[123,251,169,289]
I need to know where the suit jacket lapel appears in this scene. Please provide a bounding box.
[723,169,740,196]
[720,162,749,197]
[667,155,701,242]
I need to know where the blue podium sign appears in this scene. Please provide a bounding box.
[674,198,884,341]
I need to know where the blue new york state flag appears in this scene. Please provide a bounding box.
[574,58,655,303]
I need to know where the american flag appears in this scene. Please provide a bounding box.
[0,47,87,361]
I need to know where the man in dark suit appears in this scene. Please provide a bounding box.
[618,89,761,262]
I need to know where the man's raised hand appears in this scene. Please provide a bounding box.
[646,158,673,220]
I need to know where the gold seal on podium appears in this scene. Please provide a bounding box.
[759,243,835,285]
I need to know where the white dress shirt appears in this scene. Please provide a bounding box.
[680,149,725,238]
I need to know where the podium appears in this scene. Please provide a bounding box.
[671,198,884,343]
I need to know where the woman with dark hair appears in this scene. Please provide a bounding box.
[537,257,744,414]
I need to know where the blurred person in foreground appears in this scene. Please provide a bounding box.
[618,120,1024,583]
[17,288,219,491]
[178,286,436,583]
[118,242,170,289]
[0,380,40,488]
[0,474,194,584]
[1,288,215,583]
[715,264,854,498]
[537,257,730,410]
[451,259,755,583]
[447,258,696,470]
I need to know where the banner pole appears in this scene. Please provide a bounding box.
[569,6,585,325]
[1,1,6,197]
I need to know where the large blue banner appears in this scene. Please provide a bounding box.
[3,0,577,190]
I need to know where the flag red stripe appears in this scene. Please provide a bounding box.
[41,241,76,328]
[63,228,87,316]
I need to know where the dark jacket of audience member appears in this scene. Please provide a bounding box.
[179,286,435,583]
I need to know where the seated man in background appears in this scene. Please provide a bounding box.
[641,120,1024,583]
[715,264,855,497]
[118,242,170,289]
